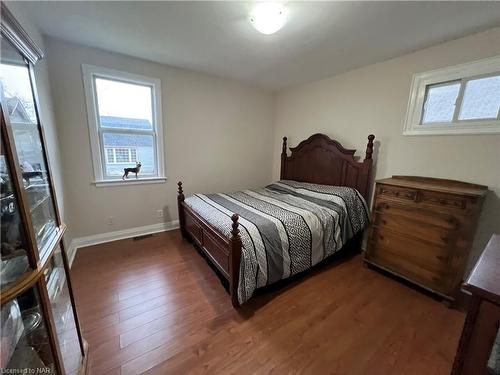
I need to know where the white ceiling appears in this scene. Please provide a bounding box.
[12,1,500,91]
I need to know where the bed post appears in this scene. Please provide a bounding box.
[280,136,287,180]
[230,214,242,307]
[177,181,188,239]
[362,134,376,203]
[365,134,375,161]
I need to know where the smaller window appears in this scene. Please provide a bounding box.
[130,149,137,162]
[106,148,114,163]
[421,81,461,124]
[404,55,500,135]
[105,147,138,164]
[458,76,500,121]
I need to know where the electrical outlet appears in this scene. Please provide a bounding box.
[107,216,115,226]
[156,209,164,218]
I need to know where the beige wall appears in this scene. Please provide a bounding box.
[6,4,71,241]
[7,3,500,272]
[273,27,500,272]
[44,38,275,239]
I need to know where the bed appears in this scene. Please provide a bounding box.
[177,133,376,306]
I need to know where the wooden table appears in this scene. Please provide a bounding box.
[452,234,500,374]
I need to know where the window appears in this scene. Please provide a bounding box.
[404,55,500,135]
[105,147,137,164]
[82,65,165,185]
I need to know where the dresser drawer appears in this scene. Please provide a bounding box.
[367,227,450,286]
[373,212,455,247]
[420,190,468,210]
[374,198,460,230]
[378,184,418,202]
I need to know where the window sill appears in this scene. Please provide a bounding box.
[93,177,167,187]
[403,120,500,136]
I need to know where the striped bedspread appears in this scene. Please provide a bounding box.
[184,180,370,304]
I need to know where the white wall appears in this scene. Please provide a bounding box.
[6,4,71,241]
[44,38,275,239]
[273,27,500,272]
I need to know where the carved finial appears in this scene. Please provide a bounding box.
[231,214,240,237]
[177,181,185,202]
[282,137,287,155]
[365,134,375,160]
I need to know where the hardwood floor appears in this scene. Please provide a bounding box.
[71,230,465,374]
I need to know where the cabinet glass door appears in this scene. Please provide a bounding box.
[45,245,82,375]
[0,37,58,259]
[0,130,31,289]
[0,284,57,373]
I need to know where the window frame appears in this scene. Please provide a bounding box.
[82,64,165,186]
[403,55,500,136]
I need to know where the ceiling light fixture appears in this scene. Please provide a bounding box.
[249,3,286,35]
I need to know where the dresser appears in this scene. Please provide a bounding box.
[364,176,487,301]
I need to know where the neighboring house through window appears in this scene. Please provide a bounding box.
[6,97,41,169]
[82,64,165,185]
[105,147,137,165]
[404,55,500,135]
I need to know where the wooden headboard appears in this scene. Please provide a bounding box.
[280,133,375,201]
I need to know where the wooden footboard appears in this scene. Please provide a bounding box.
[177,182,242,307]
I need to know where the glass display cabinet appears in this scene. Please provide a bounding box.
[0,4,88,374]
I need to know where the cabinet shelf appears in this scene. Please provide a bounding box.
[1,223,65,309]
[29,193,50,213]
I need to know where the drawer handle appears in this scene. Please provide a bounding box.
[440,236,448,243]
[377,203,389,210]
[382,219,387,225]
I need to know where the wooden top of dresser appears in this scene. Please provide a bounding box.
[464,234,500,305]
[376,176,488,197]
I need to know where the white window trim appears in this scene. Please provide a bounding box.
[403,55,500,136]
[82,64,166,185]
